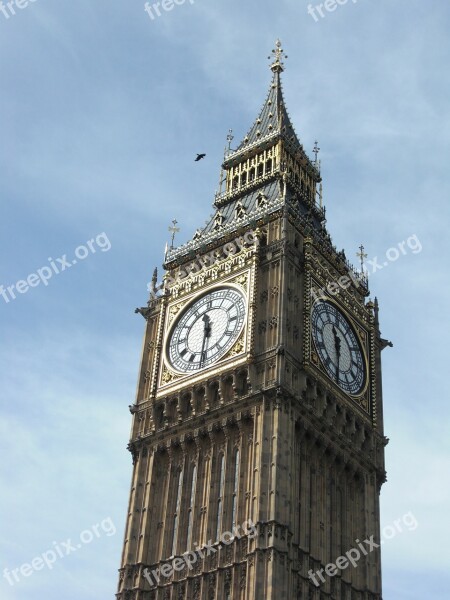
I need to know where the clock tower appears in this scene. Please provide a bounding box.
[116,41,388,600]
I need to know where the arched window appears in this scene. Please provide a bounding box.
[257,163,264,178]
[171,468,183,556]
[231,449,240,530]
[240,172,247,186]
[215,454,225,540]
[266,158,273,173]
[186,464,197,551]
[249,167,255,182]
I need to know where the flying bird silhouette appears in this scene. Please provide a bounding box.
[195,153,206,162]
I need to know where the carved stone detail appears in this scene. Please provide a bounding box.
[269,316,278,329]
[161,365,182,385]
[258,320,267,334]
[224,333,245,359]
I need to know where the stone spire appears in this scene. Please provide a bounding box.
[234,40,302,155]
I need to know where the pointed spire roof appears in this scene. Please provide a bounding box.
[234,40,303,155]
[164,42,325,268]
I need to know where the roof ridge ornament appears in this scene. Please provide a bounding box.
[225,128,234,157]
[268,39,288,73]
[357,244,368,274]
[168,219,180,249]
[313,140,320,164]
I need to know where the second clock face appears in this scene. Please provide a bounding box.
[311,300,366,395]
[168,287,246,373]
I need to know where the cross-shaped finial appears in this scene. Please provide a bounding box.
[268,39,288,72]
[226,128,234,150]
[356,244,368,272]
[168,219,180,249]
[313,141,320,163]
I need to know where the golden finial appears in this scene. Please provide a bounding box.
[268,39,288,72]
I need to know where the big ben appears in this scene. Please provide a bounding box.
[116,41,388,600]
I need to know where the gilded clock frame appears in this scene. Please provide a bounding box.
[310,295,370,398]
[157,268,254,394]
[164,282,247,375]
[304,262,375,419]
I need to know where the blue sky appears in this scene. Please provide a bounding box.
[1,0,449,598]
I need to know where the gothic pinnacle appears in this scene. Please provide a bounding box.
[268,39,288,73]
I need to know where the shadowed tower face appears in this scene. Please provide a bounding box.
[116,41,388,600]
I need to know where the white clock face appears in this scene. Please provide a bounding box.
[168,287,246,373]
[311,300,366,395]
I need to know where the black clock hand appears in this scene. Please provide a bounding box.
[200,314,211,365]
[332,325,341,382]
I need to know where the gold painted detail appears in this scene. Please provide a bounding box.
[169,249,253,301]
[168,302,184,325]
[223,332,245,360]
[356,327,366,341]
[161,365,182,385]
[232,273,249,289]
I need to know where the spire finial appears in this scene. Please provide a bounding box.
[168,219,180,249]
[226,128,234,154]
[218,129,234,195]
[357,244,368,273]
[313,140,321,165]
[268,39,287,73]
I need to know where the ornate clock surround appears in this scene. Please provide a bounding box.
[303,238,377,421]
[158,264,255,394]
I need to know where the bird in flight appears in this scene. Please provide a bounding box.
[195,153,206,162]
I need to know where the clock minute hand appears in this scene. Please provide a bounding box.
[332,325,341,382]
[200,314,211,365]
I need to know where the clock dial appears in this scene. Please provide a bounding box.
[168,287,246,373]
[311,300,366,395]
